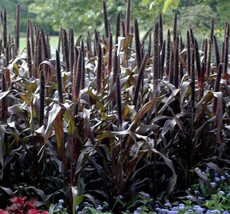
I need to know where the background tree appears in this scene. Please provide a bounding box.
[2,0,229,39]
[20,0,177,36]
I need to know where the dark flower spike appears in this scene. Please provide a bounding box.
[116,74,122,127]
[3,9,7,49]
[191,48,195,111]
[148,31,152,57]
[153,22,159,97]
[179,37,184,80]
[212,64,222,116]
[133,53,149,108]
[69,28,75,74]
[73,48,83,102]
[112,50,118,85]
[81,41,85,89]
[87,31,92,58]
[125,0,131,37]
[41,28,49,60]
[4,44,9,67]
[62,29,69,71]
[187,31,191,77]
[160,40,166,79]
[56,50,63,104]
[75,34,82,47]
[94,29,99,56]
[46,34,51,59]
[159,13,163,50]
[224,22,230,37]
[134,18,142,70]
[103,0,109,38]
[173,12,177,43]
[0,39,2,57]
[15,4,20,55]
[1,73,8,122]
[107,33,113,75]
[72,46,79,87]
[166,29,171,77]
[194,38,201,80]
[96,43,102,93]
[35,32,42,77]
[213,35,220,71]
[189,28,195,47]
[169,41,174,84]
[206,39,212,77]
[223,35,229,74]
[221,42,225,65]
[27,39,32,78]
[122,20,125,37]
[39,69,45,127]
[203,39,208,65]
[57,27,62,53]
[26,19,30,41]
[210,18,215,44]
[173,38,179,88]
[115,12,120,45]
[29,20,35,58]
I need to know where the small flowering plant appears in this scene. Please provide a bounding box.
[0,196,49,214]
[48,199,68,214]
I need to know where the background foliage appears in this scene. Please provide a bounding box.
[1,0,230,37]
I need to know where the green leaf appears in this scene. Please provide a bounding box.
[44,103,62,144]
[162,0,180,14]
[54,109,64,154]
[72,194,84,214]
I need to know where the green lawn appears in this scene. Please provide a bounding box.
[19,36,59,57]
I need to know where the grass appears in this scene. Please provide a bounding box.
[19,36,59,57]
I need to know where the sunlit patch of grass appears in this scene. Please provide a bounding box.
[19,36,59,56]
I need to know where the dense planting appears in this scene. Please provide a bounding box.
[0,0,229,213]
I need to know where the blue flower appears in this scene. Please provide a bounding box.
[57,204,63,209]
[83,201,90,206]
[198,196,204,200]
[77,212,82,214]
[194,190,200,195]
[103,201,109,207]
[168,211,178,214]
[75,205,79,210]
[178,204,185,210]
[210,182,216,187]
[220,175,226,180]
[225,172,230,177]
[157,208,169,213]
[172,206,179,211]
[136,207,142,211]
[58,199,64,204]
[186,195,193,200]
[118,195,123,199]
[193,205,205,213]
[205,167,210,172]
[218,190,225,195]
[96,205,102,211]
[214,177,220,182]
[164,202,172,207]
[133,211,139,214]
[144,193,150,198]
[206,210,221,214]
